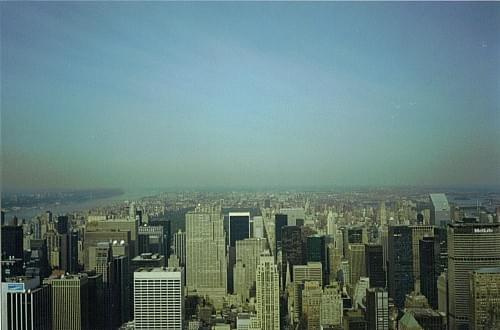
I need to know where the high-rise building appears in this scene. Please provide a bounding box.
[410,225,434,282]
[235,238,267,300]
[307,235,328,284]
[186,205,227,298]
[255,252,280,330]
[1,225,23,260]
[388,225,414,308]
[347,243,366,286]
[281,226,305,286]
[86,218,139,258]
[419,237,439,309]
[134,267,184,329]
[293,262,323,287]
[365,244,386,288]
[173,230,186,266]
[1,276,52,330]
[366,287,389,330]
[470,267,500,330]
[429,194,450,227]
[275,214,288,250]
[437,272,448,316]
[44,273,89,330]
[56,216,69,235]
[229,212,250,247]
[60,230,79,273]
[279,208,305,227]
[138,225,165,256]
[301,281,322,330]
[252,216,265,239]
[320,282,343,327]
[448,223,500,329]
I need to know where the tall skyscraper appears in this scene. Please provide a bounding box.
[365,244,386,288]
[320,282,343,328]
[306,235,328,284]
[366,287,389,330]
[1,276,52,330]
[388,225,414,308]
[347,243,366,287]
[419,236,439,309]
[44,273,89,330]
[229,212,250,247]
[60,230,79,273]
[173,229,186,266]
[301,281,322,330]
[470,267,500,330]
[234,238,267,300]
[274,214,288,250]
[255,252,280,330]
[448,223,500,329]
[410,225,434,282]
[429,194,450,227]
[186,205,227,298]
[1,225,23,260]
[134,267,184,329]
[281,226,305,286]
[293,262,323,287]
[56,215,69,235]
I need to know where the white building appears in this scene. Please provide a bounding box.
[255,252,280,330]
[134,267,184,329]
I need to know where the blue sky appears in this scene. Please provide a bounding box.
[1,2,499,191]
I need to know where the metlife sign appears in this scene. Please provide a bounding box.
[6,283,25,292]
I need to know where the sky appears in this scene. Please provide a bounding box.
[1,2,499,191]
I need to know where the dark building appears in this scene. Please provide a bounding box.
[275,214,288,250]
[281,226,305,286]
[111,256,130,324]
[60,230,79,273]
[56,216,69,235]
[1,225,24,260]
[365,244,386,288]
[419,237,440,309]
[306,235,328,284]
[86,272,105,330]
[406,308,445,330]
[228,213,250,247]
[387,225,414,308]
[148,218,171,261]
[434,227,448,273]
[365,288,389,330]
[347,228,364,244]
[1,211,5,226]
[26,239,51,278]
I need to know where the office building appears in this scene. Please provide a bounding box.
[86,218,138,258]
[293,262,323,287]
[275,214,288,249]
[186,205,227,298]
[410,225,434,282]
[138,225,165,255]
[343,310,368,330]
[60,230,79,273]
[366,287,389,330]
[419,237,439,309]
[134,267,184,329]
[388,225,414,308]
[307,235,328,284]
[44,273,89,330]
[448,223,500,329]
[235,238,267,300]
[347,243,366,286]
[255,252,280,330]
[229,212,250,247]
[320,282,343,327]
[429,194,450,227]
[365,244,385,288]
[1,276,52,330]
[470,267,500,330]
[173,230,186,266]
[281,226,305,286]
[301,281,322,330]
[56,216,69,235]
[1,225,23,260]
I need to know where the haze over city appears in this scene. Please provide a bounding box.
[2,2,499,192]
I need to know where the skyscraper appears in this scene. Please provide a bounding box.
[235,238,267,300]
[448,223,500,329]
[281,226,305,286]
[347,243,366,287]
[301,281,322,330]
[274,214,288,250]
[366,287,389,330]
[429,194,450,227]
[419,237,439,309]
[186,205,227,298]
[1,276,52,330]
[306,235,328,285]
[134,267,184,329]
[255,252,280,330]
[410,225,434,283]
[470,267,500,330]
[1,225,23,260]
[320,282,343,328]
[365,244,386,288]
[229,212,251,247]
[388,225,414,308]
[60,230,79,273]
[44,273,89,330]
[173,229,186,266]
[293,262,323,287]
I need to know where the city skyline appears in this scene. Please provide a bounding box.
[2,2,499,190]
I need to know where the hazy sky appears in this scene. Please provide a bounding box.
[1,2,499,191]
